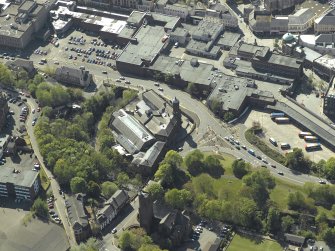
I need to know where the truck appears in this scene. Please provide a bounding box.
[304,136,318,142]
[299,131,312,138]
[270,112,285,119]
[305,143,321,151]
[275,117,290,124]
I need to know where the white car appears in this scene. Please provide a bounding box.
[158,87,163,91]
[112,228,117,234]
[32,109,35,114]
[119,76,125,80]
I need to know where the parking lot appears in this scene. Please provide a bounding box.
[244,110,335,162]
[0,207,69,251]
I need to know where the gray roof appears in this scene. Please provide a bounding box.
[284,233,305,244]
[5,59,35,74]
[315,9,335,25]
[55,66,91,82]
[127,11,145,25]
[150,55,215,87]
[191,18,223,40]
[288,8,315,25]
[316,33,335,44]
[237,43,270,59]
[97,190,129,224]
[170,27,189,37]
[0,166,39,188]
[270,18,289,29]
[132,141,165,167]
[217,32,241,48]
[117,25,166,66]
[267,53,302,69]
[111,109,155,154]
[65,194,88,230]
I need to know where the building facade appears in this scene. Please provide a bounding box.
[324,94,335,118]
[314,10,335,34]
[55,66,93,87]
[0,168,40,201]
[0,93,9,131]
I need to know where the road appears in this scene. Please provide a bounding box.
[25,98,77,247]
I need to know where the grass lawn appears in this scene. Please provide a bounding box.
[203,152,236,176]
[227,234,283,251]
[40,168,50,191]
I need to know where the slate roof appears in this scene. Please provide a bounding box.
[288,8,314,25]
[132,141,165,167]
[284,233,305,245]
[65,194,88,230]
[316,33,335,44]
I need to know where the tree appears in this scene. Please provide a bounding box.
[186,82,199,96]
[162,150,183,169]
[31,198,49,219]
[285,148,311,173]
[266,207,281,234]
[87,181,101,198]
[325,157,335,180]
[70,177,88,194]
[223,112,235,122]
[146,183,164,201]
[184,150,204,176]
[232,159,250,179]
[209,98,221,115]
[288,191,306,211]
[101,181,118,198]
[139,244,167,251]
[281,215,295,232]
[192,174,215,197]
[70,238,99,251]
[117,172,130,188]
[118,230,133,250]
[204,155,224,178]
[164,188,192,210]
[154,163,173,186]
[321,227,335,247]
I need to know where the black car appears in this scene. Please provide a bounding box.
[18,102,23,106]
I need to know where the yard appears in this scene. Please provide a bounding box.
[227,234,283,251]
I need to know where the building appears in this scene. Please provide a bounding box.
[159,4,191,20]
[313,54,335,81]
[235,43,270,61]
[288,8,315,33]
[96,190,129,230]
[0,0,50,49]
[0,167,40,201]
[264,0,303,13]
[55,66,93,87]
[76,0,138,11]
[314,9,335,34]
[169,27,189,46]
[138,192,192,248]
[0,135,10,159]
[110,109,156,154]
[207,75,275,116]
[324,94,335,118]
[65,193,90,243]
[5,59,36,77]
[131,141,166,175]
[217,32,241,50]
[284,233,305,249]
[0,93,9,131]
[186,17,224,59]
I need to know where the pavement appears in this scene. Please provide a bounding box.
[0,207,69,251]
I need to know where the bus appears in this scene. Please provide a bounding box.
[270,112,285,119]
[305,143,321,151]
[275,117,290,123]
[299,131,312,138]
[280,143,290,150]
[304,136,318,142]
[269,137,277,146]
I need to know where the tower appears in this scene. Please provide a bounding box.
[138,191,154,233]
[172,97,181,124]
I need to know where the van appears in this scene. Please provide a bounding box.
[79,66,85,70]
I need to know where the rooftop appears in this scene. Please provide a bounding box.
[132,141,166,167]
[150,55,215,87]
[65,194,88,230]
[237,43,270,59]
[117,25,167,66]
[191,18,223,41]
[288,8,315,25]
[0,166,39,187]
[266,53,302,69]
[315,9,335,25]
[217,32,241,48]
[314,54,335,70]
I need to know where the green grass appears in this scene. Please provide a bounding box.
[40,168,50,191]
[245,128,286,165]
[227,234,283,251]
[203,152,236,176]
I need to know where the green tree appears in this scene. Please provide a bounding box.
[146,183,164,201]
[285,148,311,173]
[116,172,130,188]
[70,238,99,251]
[154,163,173,186]
[192,174,215,197]
[42,106,53,118]
[101,181,118,198]
[321,227,335,247]
[281,215,295,232]
[87,181,101,198]
[31,198,49,218]
[118,230,133,250]
[325,157,335,180]
[223,112,235,122]
[184,149,204,176]
[232,159,250,179]
[266,207,281,234]
[186,82,199,96]
[204,155,224,178]
[70,177,88,194]
[164,188,192,210]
